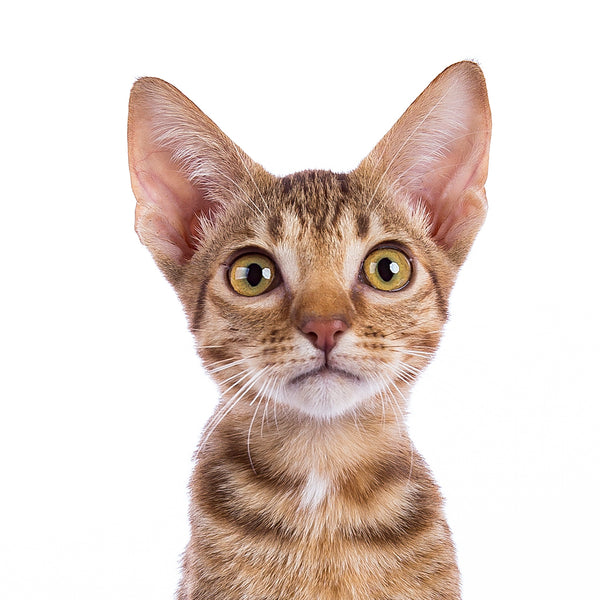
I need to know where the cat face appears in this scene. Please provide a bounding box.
[127,62,491,420]
[187,171,451,419]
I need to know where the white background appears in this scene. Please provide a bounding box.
[1,1,598,599]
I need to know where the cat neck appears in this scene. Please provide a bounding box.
[191,396,439,537]
[200,395,418,487]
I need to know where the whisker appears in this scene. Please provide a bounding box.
[207,358,248,375]
[383,346,436,359]
[386,375,410,406]
[210,366,255,393]
[402,349,436,357]
[247,389,267,474]
[260,395,270,437]
[366,372,406,435]
[200,367,266,449]
[195,344,226,350]
[385,383,404,431]
[246,367,278,474]
[200,396,240,450]
[260,375,279,437]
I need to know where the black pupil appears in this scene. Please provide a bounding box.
[377,258,395,282]
[246,263,263,287]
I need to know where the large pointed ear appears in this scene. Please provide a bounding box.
[127,77,259,280]
[359,61,491,265]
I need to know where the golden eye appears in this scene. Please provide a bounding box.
[229,253,276,297]
[363,247,412,291]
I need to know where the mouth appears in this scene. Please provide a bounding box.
[289,365,360,385]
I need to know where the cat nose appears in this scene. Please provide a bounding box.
[301,318,348,354]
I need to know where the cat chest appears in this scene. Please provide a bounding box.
[189,469,451,600]
[194,450,436,547]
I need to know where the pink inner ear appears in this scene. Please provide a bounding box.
[132,149,208,264]
[426,189,486,252]
[420,140,489,251]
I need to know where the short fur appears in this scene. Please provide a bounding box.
[127,61,491,599]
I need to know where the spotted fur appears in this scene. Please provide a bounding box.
[127,61,491,599]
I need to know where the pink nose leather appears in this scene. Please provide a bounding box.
[301,318,348,354]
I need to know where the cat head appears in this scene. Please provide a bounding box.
[127,62,491,420]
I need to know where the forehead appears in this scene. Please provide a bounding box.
[265,172,365,276]
[251,170,419,287]
[209,168,424,277]
[267,171,364,238]
[262,169,420,248]
[263,170,372,248]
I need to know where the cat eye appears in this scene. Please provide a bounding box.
[228,253,277,297]
[362,247,412,292]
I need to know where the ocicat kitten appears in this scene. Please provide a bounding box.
[127,61,491,600]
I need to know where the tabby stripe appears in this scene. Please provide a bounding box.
[199,459,438,549]
[192,283,210,331]
[427,269,449,319]
[267,213,282,240]
[356,212,370,238]
[198,462,295,542]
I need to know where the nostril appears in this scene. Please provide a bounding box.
[301,318,349,354]
[304,330,319,348]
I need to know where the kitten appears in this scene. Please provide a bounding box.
[127,61,491,600]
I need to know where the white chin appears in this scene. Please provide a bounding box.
[279,371,375,419]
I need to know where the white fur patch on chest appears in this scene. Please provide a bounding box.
[299,470,329,509]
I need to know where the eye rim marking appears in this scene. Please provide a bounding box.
[362,245,413,292]
[228,252,278,297]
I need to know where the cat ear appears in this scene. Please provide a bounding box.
[127,77,257,278]
[359,61,491,265]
